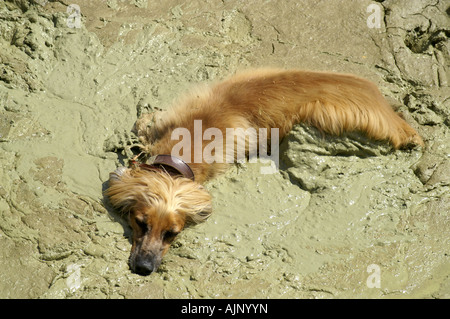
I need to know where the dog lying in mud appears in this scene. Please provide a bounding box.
[105,69,423,275]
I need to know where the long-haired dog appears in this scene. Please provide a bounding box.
[105,69,424,275]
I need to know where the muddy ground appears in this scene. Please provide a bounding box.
[0,0,449,298]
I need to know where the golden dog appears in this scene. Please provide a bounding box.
[105,69,423,275]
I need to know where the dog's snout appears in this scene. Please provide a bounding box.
[134,260,154,276]
[132,254,161,276]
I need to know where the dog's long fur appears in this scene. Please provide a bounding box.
[105,69,423,275]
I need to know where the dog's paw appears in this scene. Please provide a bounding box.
[104,129,141,158]
[134,111,164,132]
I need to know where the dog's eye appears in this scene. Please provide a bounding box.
[135,218,149,233]
[163,230,179,242]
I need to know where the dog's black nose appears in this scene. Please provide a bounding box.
[134,259,155,276]
[132,254,162,276]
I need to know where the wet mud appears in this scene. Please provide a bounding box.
[0,0,449,298]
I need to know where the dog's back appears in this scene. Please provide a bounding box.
[212,69,423,148]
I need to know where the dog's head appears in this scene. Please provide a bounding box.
[105,168,212,275]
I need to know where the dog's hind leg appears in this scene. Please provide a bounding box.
[296,98,424,149]
[132,111,168,155]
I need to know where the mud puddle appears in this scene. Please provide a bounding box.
[0,0,448,298]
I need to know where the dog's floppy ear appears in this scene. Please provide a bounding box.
[105,168,213,222]
[105,167,138,212]
[175,183,212,225]
[132,110,166,145]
